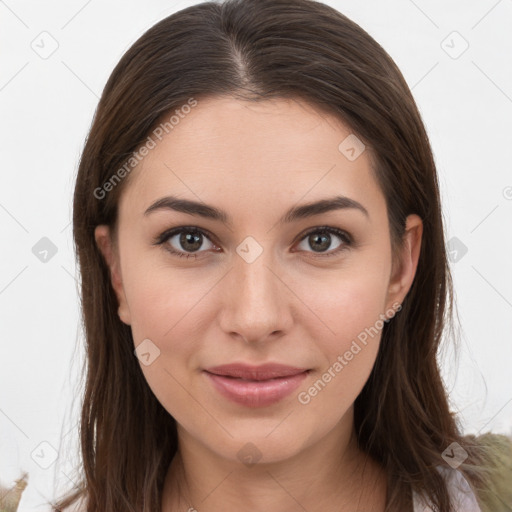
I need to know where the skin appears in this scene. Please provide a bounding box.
[95,96,422,512]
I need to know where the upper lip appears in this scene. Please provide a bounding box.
[205,363,310,381]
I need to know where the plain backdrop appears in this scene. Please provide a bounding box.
[1,0,511,509]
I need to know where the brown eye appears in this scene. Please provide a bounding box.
[156,227,217,258]
[295,227,352,257]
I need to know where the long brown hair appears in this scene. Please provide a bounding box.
[52,0,491,510]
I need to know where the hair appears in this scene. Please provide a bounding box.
[50,0,495,510]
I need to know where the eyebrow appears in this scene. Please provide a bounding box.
[144,194,369,225]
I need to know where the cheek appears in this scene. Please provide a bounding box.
[315,290,384,372]
[122,264,216,411]
[123,260,214,343]
[294,291,386,428]
[125,270,204,420]
[324,283,387,349]
[291,264,389,407]
[294,260,390,348]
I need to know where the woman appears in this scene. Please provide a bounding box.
[50,0,511,510]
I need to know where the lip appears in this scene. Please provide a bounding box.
[204,363,310,407]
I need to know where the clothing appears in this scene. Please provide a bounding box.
[412,466,481,511]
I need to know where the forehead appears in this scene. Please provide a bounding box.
[119,96,386,222]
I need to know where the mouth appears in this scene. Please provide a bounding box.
[204,363,311,407]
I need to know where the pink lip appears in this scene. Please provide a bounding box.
[204,363,310,407]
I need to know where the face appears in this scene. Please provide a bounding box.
[95,96,422,465]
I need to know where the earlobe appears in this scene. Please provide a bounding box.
[94,225,131,325]
[385,214,423,310]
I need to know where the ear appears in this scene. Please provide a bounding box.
[94,225,131,325]
[385,214,423,311]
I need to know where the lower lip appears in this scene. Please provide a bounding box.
[204,371,309,407]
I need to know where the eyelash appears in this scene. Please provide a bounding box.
[153,226,353,260]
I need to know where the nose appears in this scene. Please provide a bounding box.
[218,245,293,344]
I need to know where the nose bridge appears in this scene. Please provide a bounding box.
[236,254,279,304]
[220,237,289,341]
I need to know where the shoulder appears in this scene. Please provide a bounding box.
[421,433,512,512]
[412,466,481,511]
[441,466,482,511]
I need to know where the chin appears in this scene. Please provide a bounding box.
[192,418,321,467]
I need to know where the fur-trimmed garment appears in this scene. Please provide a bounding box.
[470,433,512,512]
[413,433,512,511]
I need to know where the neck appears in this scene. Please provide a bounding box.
[161,411,387,512]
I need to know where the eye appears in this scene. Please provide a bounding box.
[154,226,218,259]
[294,226,352,257]
[154,225,353,260]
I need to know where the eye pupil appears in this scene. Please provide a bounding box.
[309,233,331,252]
[180,231,202,252]
[159,226,349,259]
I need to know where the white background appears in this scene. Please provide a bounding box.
[1,0,511,510]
